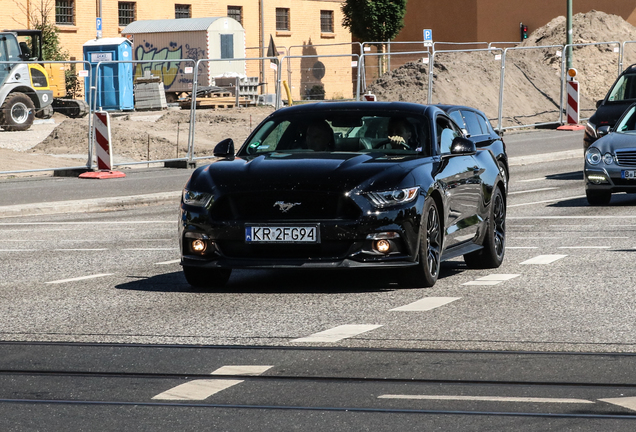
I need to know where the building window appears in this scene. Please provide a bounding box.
[227,6,242,25]
[118,2,136,26]
[55,0,75,25]
[276,8,290,31]
[175,4,191,19]
[320,10,334,33]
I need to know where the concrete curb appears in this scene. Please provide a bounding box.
[508,149,581,167]
[0,191,181,219]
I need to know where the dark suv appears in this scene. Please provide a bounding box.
[584,64,636,150]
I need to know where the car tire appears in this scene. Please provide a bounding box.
[398,198,442,288]
[0,92,35,131]
[183,266,232,289]
[586,190,611,206]
[464,186,506,269]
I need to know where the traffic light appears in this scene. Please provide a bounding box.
[520,23,528,41]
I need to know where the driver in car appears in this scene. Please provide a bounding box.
[388,117,414,149]
[306,120,335,151]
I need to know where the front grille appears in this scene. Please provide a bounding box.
[615,150,636,166]
[211,191,361,221]
[216,241,354,259]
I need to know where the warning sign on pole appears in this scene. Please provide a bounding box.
[557,68,585,131]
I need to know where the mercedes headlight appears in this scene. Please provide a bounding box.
[182,189,213,207]
[364,187,420,208]
[603,153,614,165]
[585,148,602,165]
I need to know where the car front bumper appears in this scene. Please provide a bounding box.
[585,166,636,192]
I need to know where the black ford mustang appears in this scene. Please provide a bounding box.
[179,102,507,288]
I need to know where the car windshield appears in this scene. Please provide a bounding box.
[615,105,636,133]
[238,112,431,156]
[607,73,636,102]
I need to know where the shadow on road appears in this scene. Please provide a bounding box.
[549,192,636,208]
[545,171,583,181]
[116,264,464,294]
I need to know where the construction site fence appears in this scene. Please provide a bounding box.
[5,40,636,176]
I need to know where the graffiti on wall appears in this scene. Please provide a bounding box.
[134,40,206,90]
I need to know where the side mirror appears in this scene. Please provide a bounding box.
[213,138,234,157]
[596,99,604,108]
[450,137,476,155]
[597,125,611,137]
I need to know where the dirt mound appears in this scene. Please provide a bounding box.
[31,107,274,162]
[369,10,636,127]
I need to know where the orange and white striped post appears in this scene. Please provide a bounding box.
[558,68,585,131]
[80,111,126,179]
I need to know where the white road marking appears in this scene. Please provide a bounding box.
[598,396,636,412]
[508,187,558,195]
[517,177,547,183]
[508,195,586,208]
[510,216,636,219]
[507,247,539,249]
[53,249,109,251]
[155,259,181,265]
[122,248,178,251]
[292,324,382,343]
[46,273,113,284]
[0,221,174,226]
[152,379,243,401]
[390,297,460,311]
[509,237,561,239]
[581,237,628,239]
[520,255,567,265]
[463,274,520,286]
[558,246,610,249]
[211,365,273,376]
[378,394,594,404]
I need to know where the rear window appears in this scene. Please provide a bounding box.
[461,110,484,136]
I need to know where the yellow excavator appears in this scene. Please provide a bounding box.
[0,29,88,131]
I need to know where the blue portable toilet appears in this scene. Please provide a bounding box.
[83,38,134,110]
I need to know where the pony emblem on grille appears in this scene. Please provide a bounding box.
[274,201,301,213]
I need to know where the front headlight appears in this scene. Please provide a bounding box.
[585,148,602,165]
[603,153,614,165]
[364,187,420,208]
[182,189,213,207]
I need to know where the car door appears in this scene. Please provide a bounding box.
[435,115,482,247]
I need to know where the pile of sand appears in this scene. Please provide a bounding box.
[369,10,636,127]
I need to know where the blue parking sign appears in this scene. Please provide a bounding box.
[96,17,102,31]
[423,29,432,42]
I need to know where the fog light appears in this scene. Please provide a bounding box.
[587,174,607,184]
[374,239,391,254]
[191,239,207,253]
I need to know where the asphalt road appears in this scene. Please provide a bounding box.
[6,128,636,430]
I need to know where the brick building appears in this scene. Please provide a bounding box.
[3,0,353,100]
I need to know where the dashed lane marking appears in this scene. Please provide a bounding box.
[517,177,548,183]
[53,249,108,251]
[291,325,383,343]
[46,273,113,284]
[211,366,273,376]
[122,248,178,251]
[581,237,629,239]
[520,255,567,265]
[0,221,174,226]
[507,247,539,249]
[378,394,594,404]
[390,297,460,311]
[155,259,181,265]
[509,216,636,219]
[598,397,636,412]
[152,379,244,401]
[508,195,586,208]
[462,274,520,286]
[508,187,558,195]
[558,246,610,249]
[152,365,272,401]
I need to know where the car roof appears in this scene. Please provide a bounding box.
[269,101,445,118]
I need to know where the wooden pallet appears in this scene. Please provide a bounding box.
[180,96,255,109]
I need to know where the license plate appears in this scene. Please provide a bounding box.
[622,170,636,179]
[245,226,319,243]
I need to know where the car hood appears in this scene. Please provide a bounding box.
[592,131,636,153]
[188,152,431,194]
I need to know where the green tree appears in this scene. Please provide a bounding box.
[342,0,407,75]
